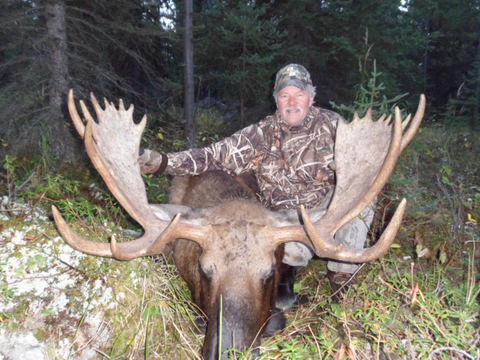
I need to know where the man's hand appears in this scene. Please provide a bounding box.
[138,149,168,174]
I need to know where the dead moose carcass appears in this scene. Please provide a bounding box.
[52,90,425,359]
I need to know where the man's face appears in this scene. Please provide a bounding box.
[276,85,313,127]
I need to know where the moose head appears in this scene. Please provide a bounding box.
[52,90,425,358]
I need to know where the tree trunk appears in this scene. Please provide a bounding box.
[184,0,196,147]
[423,18,432,96]
[45,0,77,164]
[472,23,480,131]
[240,26,246,127]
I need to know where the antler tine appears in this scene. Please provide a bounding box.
[53,205,206,260]
[364,108,372,121]
[335,105,403,230]
[109,214,185,259]
[298,96,425,262]
[55,91,211,260]
[353,111,360,122]
[89,93,104,117]
[52,205,115,257]
[119,99,125,111]
[401,114,412,131]
[67,89,86,138]
[108,214,183,260]
[80,100,95,124]
[299,199,407,262]
[83,119,147,227]
[401,94,426,151]
[138,114,147,134]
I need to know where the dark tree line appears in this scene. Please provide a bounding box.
[0,0,479,165]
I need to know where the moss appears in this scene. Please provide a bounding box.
[4,301,29,329]
[34,328,50,342]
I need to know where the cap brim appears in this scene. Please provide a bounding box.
[275,79,308,93]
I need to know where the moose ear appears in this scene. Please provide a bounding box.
[150,204,207,226]
[302,189,333,222]
[271,195,330,226]
[150,204,192,221]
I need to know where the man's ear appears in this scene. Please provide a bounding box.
[308,88,314,107]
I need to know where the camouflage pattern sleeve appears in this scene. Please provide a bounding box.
[164,106,343,210]
[165,123,265,177]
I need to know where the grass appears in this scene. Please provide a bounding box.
[0,124,479,359]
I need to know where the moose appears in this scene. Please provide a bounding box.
[52,90,425,359]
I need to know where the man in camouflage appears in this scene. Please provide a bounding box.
[139,64,375,302]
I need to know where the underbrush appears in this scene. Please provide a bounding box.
[0,124,478,359]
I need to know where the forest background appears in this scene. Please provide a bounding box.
[0,0,479,359]
[1,0,479,162]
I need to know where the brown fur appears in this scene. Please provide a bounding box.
[169,170,259,207]
[168,171,287,359]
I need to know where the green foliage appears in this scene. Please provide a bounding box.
[1,0,480,160]
[197,1,286,111]
[143,106,229,153]
[196,108,228,146]
[143,173,171,204]
[55,198,102,224]
[0,0,175,160]
[406,0,480,109]
[29,174,80,201]
[3,155,19,179]
[1,123,479,359]
[351,265,479,358]
[2,155,20,196]
[330,60,408,119]
[1,0,480,357]
[1,152,137,229]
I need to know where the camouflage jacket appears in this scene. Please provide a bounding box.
[166,106,342,210]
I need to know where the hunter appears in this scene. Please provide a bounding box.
[139,64,375,303]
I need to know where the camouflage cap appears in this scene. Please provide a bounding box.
[274,64,313,95]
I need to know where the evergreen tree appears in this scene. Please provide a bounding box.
[406,0,480,108]
[276,0,427,106]
[184,0,196,146]
[45,0,78,163]
[0,0,177,162]
[196,0,286,126]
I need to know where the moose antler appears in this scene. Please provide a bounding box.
[270,96,426,262]
[52,90,209,260]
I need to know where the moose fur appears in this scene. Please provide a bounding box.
[53,91,425,360]
[164,171,290,359]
